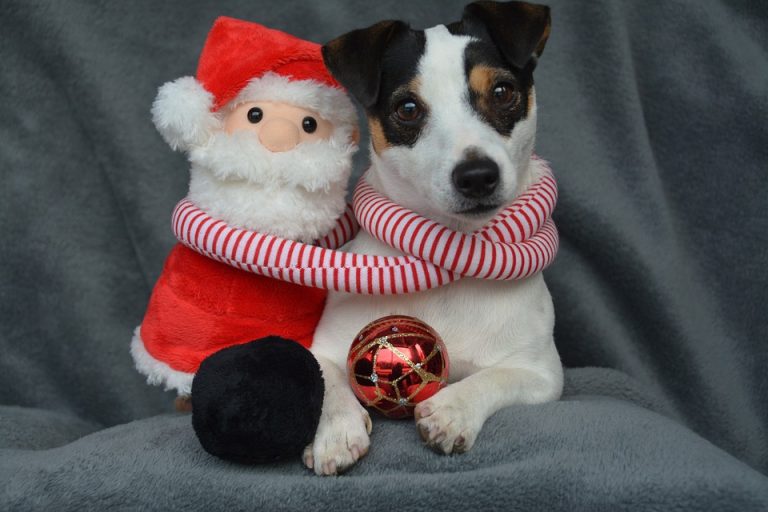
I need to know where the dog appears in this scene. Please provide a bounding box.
[303,0,562,476]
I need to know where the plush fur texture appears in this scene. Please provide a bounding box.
[196,17,348,111]
[130,327,194,396]
[132,244,327,396]
[187,128,354,241]
[151,77,222,152]
[191,337,325,464]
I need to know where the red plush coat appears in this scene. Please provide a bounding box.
[131,244,326,395]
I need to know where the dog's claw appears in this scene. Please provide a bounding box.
[414,403,432,419]
[302,445,314,469]
[418,423,430,442]
[416,394,479,455]
[309,400,371,476]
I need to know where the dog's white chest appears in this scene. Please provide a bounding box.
[312,232,556,381]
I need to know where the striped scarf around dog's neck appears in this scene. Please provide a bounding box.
[172,159,559,295]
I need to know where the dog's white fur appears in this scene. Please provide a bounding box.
[305,25,563,475]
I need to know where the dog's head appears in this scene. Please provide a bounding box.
[323,1,550,229]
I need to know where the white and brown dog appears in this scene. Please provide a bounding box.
[304,0,562,475]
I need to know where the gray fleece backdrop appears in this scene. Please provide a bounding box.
[1,0,766,510]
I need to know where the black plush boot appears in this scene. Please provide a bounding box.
[191,337,324,464]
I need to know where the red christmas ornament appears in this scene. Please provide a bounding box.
[347,315,450,419]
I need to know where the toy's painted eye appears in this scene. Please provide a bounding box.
[247,107,263,123]
[395,99,423,123]
[302,116,318,134]
[491,82,518,108]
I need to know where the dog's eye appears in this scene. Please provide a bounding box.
[395,99,423,123]
[247,107,263,124]
[302,116,318,134]
[491,82,518,108]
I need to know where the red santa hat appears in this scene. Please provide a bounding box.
[152,17,357,151]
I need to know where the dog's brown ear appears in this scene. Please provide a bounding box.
[462,1,551,70]
[322,20,410,108]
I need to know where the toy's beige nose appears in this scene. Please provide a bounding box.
[259,118,300,152]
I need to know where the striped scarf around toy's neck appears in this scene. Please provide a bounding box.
[172,159,559,295]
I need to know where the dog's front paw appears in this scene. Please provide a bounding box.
[415,389,481,455]
[303,404,372,476]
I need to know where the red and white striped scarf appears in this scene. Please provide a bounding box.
[172,162,558,295]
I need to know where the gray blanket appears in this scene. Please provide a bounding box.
[1,0,766,510]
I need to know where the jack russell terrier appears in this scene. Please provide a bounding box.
[304,0,561,475]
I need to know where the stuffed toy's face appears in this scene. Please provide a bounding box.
[189,99,355,193]
[224,101,335,152]
[152,73,358,239]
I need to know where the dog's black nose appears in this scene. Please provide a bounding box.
[452,158,500,199]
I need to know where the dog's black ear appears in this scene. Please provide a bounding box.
[462,1,551,70]
[322,20,410,108]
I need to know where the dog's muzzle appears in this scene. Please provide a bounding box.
[451,157,500,199]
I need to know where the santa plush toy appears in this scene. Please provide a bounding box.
[130,17,358,463]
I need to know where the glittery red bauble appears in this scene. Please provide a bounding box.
[347,315,449,419]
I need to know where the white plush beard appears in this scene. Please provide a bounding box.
[186,131,355,242]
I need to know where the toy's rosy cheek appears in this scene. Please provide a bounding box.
[222,102,334,153]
